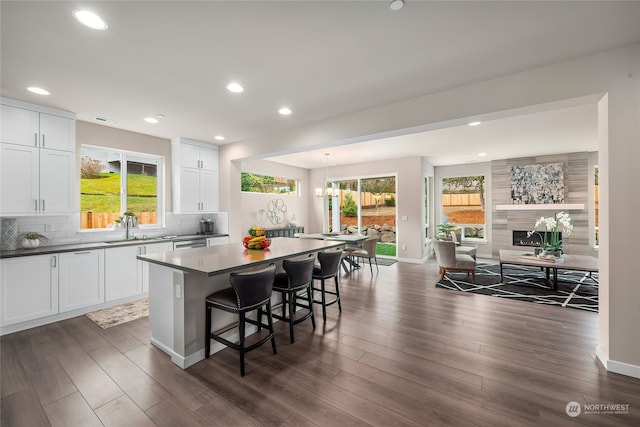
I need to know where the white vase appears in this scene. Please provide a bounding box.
[21,238,40,249]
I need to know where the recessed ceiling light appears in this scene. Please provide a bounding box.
[144,117,159,124]
[389,0,404,11]
[73,10,108,30]
[27,87,50,95]
[468,121,482,126]
[226,82,244,93]
[278,107,292,116]
[214,135,225,141]
[478,152,487,157]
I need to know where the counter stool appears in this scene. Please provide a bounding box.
[272,254,316,343]
[311,249,344,322]
[205,263,277,377]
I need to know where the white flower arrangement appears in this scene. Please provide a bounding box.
[527,211,573,252]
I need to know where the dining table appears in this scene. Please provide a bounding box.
[294,232,369,273]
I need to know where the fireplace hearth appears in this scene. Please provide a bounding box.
[512,230,561,247]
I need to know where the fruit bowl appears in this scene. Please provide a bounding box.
[243,236,271,250]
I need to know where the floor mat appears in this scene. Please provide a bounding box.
[86,299,148,329]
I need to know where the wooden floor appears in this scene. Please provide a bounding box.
[2,258,640,426]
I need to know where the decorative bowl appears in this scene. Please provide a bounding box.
[242,236,271,250]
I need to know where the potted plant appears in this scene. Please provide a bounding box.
[19,232,50,248]
[436,223,456,239]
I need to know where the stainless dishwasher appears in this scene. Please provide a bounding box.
[173,239,207,250]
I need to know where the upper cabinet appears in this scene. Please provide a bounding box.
[0,98,76,216]
[171,138,219,213]
[1,102,75,152]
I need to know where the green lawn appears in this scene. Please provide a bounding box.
[81,173,157,212]
[376,242,396,257]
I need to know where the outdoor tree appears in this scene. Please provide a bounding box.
[241,173,276,192]
[360,177,395,208]
[81,156,104,179]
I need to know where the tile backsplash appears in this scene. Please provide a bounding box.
[5,212,229,247]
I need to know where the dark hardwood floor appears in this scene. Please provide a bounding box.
[2,258,639,426]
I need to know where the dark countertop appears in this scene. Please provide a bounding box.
[138,237,344,276]
[0,233,228,259]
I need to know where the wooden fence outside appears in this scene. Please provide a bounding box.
[442,193,482,206]
[81,212,157,229]
[334,190,395,208]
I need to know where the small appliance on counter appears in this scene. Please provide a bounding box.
[199,218,215,235]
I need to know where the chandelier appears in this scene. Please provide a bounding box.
[315,153,337,197]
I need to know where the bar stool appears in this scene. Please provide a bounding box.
[311,249,344,322]
[205,263,276,377]
[272,254,315,343]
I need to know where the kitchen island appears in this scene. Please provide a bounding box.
[137,237,344,368]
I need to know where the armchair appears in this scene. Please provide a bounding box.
[433,239,476,283]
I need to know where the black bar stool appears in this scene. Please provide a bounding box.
[311,250,343,322]
[205,263,276,376]
[272,254,315,343]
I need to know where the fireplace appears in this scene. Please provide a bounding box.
[512,230,561,247]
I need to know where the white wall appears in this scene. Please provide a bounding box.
[219,44,640,377]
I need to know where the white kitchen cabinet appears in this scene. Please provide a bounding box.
[171,137,219,213]
[1,102,75,152]
[0,98,76,216]
[0,254,59,326]
[207,236,229,247]
[105,241,173,301]
[58,249,105,313]
[0,143,75,215]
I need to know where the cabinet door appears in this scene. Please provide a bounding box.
[0,143,39,214]
[39,149,75,214]
[180,142,200,169]
[200,169,218,212]
[179,167,201,213]
[199,145,218,171]
[105,245,142,302]
[0,254,58,326]
[39,113,75,152]
[0,105,39,147]
[207,236,228,247]
[58,250,105,313]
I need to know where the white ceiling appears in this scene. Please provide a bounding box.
[1,1,638,168]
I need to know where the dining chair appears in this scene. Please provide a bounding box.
[350,237,379,274]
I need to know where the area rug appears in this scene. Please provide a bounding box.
[86,299,148,329]
[435,263,598,312]
[376,257,397,267]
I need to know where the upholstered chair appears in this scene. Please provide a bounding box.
[449,231,477,259]
[433,239,476,283]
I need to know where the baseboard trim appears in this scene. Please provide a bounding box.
[596,346,640,379]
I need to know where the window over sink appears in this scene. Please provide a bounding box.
[80,145,164,229]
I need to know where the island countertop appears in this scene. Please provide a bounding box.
[137,237,344,276]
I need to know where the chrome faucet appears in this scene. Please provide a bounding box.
[123,214,138,240]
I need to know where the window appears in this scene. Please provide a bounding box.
[80,145,163,229]
[441,175,485,240]
[241,172,298,195]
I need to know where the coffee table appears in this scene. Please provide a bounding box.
[499,249,598,290]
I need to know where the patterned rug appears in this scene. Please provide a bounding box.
[435,263,598,312]
[86,299,149,329]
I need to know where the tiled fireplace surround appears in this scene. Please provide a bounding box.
[491,152,596,258]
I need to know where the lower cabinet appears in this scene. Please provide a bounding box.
[58,249,105,313]
[0,254,59,326]
[105,241,173,301]
[207,236,229,247]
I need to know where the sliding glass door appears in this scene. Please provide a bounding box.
[326,175,397,257]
